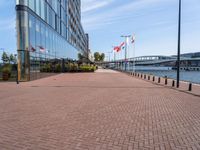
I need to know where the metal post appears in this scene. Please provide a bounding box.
[188,83,192,91]
[125,42,127,71]
[14,54,19,84]
[158,77,161,83]
[165,76,168,85]
[62,58,65,73]
[177,0,181,88]
[172,80,175,87]
[121,35,131,72]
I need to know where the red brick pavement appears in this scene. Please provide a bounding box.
[0,69,200,150]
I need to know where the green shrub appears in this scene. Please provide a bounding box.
[2,66,11,74]
[2,64,12,80]
[40,63,51,73]
[79,64,96,72]
[55,64,62,73]
[71,63,78,72]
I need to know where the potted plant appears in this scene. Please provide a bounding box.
[2,66,11,81]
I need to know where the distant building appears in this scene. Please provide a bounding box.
[16,0,89,81]
[180,52,200,58]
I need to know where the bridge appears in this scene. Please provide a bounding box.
[101,55,200,67]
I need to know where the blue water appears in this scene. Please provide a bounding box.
[122,66,200,84]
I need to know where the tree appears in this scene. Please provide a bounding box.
[78,53,84,61]
[1,52,9,64]
[100,53,105,61]
[94,52,100,61]
[9,54,15,64]
[94,52,105,62]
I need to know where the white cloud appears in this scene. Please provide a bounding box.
[81,0,113,13]
[82,0,173,31]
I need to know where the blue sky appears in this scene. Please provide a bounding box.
[0,0,200,59]
[82,0,200,58]
[0,0,16,56]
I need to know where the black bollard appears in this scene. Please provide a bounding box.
[148,76,150,80]
[144,75,146,79]
[158,77,161,83]
[153,76,155,82]
[172,80,175,87]
[141,74,143,78]
[188,83,192,91]
[165,77,168,85]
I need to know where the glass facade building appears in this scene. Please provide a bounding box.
[16,0,89,81]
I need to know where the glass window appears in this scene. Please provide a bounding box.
[17,11,29,51]
[52,0,57,12]
[40,23,45,51]
[46,5,50,23]
[28,0,35,11]
[35,0,40,16]
[56,17,60,33]
[41,0,45,20]
[17,0,28,6]
[52,11,56,29]
[29,14,36,52]
[36,19,40,53]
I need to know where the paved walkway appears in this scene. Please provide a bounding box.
[0,69,200,150]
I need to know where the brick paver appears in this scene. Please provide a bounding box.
[0,69,200,150]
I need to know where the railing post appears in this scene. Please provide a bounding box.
[172,80,175,87]
[188,83,192,91]
[165,76,168,85]
[158,77,161,83]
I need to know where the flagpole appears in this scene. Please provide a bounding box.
[121,35,131,71]
[132,34,136,73]
[177,0,181,88]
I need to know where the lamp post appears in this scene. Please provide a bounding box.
[177,0,181,88]
[121,35,131,71]
[107,51,112,68]
[14,54,19,84]
[112,46,117,68]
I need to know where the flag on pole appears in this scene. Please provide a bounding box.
[30,45,36,52]
[113,42,125,53]
[119,42,125,48]
[131,35,136,44]
[39,46,45,53]
[114,46,120,52]
[120,42,125,51]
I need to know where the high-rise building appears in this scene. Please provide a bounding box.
[16,0,89,81]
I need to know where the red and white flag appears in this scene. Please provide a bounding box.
[114,46,120,52]
[114,42,125,52]
[39,46,45,53]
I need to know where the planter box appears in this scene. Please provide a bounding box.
[2,72,9,81]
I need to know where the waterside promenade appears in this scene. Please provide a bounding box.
[0,69,200,150]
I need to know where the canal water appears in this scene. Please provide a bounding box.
[123,66,200,84]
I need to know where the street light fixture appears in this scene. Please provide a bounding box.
[177,0,181,88]
[121,35,131,71]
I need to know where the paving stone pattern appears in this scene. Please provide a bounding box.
[0,70,200,150]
